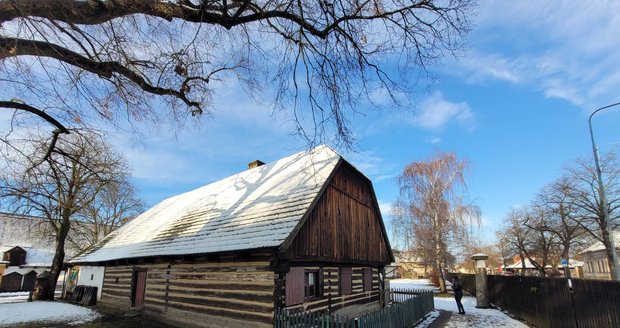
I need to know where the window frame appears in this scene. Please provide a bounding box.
[304,269,321,300]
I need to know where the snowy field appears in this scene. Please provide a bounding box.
[0,294,100,326]
[389,279,529,328]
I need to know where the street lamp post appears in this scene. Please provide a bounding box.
[588,102,620,281]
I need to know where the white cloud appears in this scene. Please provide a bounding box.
[413,92,474,131]
[378,201,394,217]
[425,137,442,144]
[459,54,524,84]
[455,0,620,108]
[345,150,388,177]
[542,79,584,105]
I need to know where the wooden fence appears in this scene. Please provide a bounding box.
[459,273,620,328]
[274,289,434,328]
[69,285,98,306]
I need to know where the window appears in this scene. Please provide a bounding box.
[285,267,322,305]
[363,268,373,292]
[339,267,352,295]
[305,271,321,299]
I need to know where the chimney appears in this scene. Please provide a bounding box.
[248,160,265,169]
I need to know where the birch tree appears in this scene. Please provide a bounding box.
[393,152,480,292]
[0,0,476,150]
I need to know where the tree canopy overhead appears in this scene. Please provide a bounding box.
[0,0,476,146]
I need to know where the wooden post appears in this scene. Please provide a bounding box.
[379,266,387,307]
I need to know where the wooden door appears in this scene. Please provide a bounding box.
[131,269,147,307]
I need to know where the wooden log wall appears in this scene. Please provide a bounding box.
[100,251,276,328]
[287,163,392,264]
[101,265,133,308]
[284,265,380,313]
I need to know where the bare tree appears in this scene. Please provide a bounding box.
[0,0,476,148]
[71,179,144,251]
[535,176,588,261]
[0,129,133,300]
[498,209,532,276]
[565,151,620,279]
[499,206,562,277]
[523,206,560,277]
[393,152,480,292]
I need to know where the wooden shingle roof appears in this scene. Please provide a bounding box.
[72,145,342,263]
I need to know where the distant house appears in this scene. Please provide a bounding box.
[0,212,99,293]
[0,246,55,291]
[389,250,429,279]
[71,145,394,328]
[500,256,583,278]
[580,231,620,280]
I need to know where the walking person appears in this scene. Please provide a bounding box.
[451,276,465,314]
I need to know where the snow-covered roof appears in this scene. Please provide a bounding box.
[580,231,620,254]
[0,246,55,267]
[0,212,91,257]
[507,258,537,269]
[22,248,55,267]
[3,267,48,275]
[72,145,343,263]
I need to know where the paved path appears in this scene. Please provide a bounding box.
[426,309,529,327]
[417,297,531,328]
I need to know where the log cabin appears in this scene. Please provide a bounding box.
[71,145,394,328]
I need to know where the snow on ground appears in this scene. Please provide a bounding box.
[0,301,100,326]
[0,291,30,304]
[389,279,528,328]
[389,279,441,292]
[0,291,62,304]
[429,296,528,328]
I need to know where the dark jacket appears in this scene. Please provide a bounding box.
[452,280,463,293]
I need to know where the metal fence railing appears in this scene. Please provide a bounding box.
[274,289,434,328]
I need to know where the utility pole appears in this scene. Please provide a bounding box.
[588,102,620,281]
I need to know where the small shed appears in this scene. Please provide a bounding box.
[0,271,23,291]
[2,246,26,266]
[72,145,394,328]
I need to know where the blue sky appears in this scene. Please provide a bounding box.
[4,1,616,247]
[108,1,620,246]
[114,1,620,248]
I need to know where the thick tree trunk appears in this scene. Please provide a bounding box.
[42,216,71,300]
